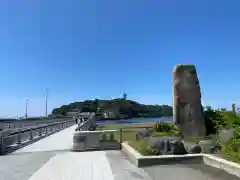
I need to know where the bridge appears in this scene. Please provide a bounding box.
[0,113,239,180]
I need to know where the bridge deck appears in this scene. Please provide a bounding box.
[0,125,239,180]
[13,125,77,153]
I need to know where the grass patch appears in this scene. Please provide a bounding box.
[128,140,162,156]
[128,140,150,155]
[97,123,166,155]
[97,123,154,130]
[97,123,154,142]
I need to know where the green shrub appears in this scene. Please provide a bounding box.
[221,127,240,162]
[128,140,162,156]
[154,122,180,136]
[145,146,162,155]
[203,106,240,135]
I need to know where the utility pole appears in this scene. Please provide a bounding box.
[25,98,29,119]
[45,88,49,117]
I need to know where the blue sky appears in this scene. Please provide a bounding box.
[0,0,240,117]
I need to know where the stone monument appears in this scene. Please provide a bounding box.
[172,64,206,138]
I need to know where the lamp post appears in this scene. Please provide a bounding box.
[45,88,49,117]
[25,98,29,119]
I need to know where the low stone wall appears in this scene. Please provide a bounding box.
[121,142,240,178]
[122,142,141,166]
[203,154,240,177]
[72,130,121,151]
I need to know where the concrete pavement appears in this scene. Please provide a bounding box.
[0,125,239,180]
[143,163,240,180]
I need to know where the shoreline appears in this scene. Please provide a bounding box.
[96,116,173,121]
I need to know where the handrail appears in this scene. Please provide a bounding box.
[0,119,76,155]
[2,119,73,135]
[76,112,95,131]
[0,117,74,130]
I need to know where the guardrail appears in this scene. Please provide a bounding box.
[0,117,73,130]
[0,119,76,155]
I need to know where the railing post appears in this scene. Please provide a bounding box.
[17,132,21,144]
[120,129,123,143]
[39,128,42,136]
[0,132,4,155]
[30,128,33,140]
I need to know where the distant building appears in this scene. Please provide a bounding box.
[103,108,119,119]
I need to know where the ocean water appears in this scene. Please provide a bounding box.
[96,116,173,125]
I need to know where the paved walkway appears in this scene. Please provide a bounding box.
[5,125,153,180]
[14,125,77,153]
[0,125,239,180]
[29,151,114,180]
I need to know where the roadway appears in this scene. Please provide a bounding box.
[0,125,239,180]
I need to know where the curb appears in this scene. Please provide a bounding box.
[121,142,141,166]
[121,142,240,177]
[203,154,240,177]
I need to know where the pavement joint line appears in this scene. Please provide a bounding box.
[121,142,240,178]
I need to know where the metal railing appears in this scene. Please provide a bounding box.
[76,113,96,131]
[0,119,76,155]
[97,125,154,142]
[0,118,73,130]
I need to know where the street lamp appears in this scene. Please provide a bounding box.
[45,88,49,117]
[25,98,29,119]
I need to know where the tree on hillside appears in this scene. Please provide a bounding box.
[52,99,173,118]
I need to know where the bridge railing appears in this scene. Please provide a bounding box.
[76,112,96,131]
[0,119,76,155]
[0,117,72,130]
